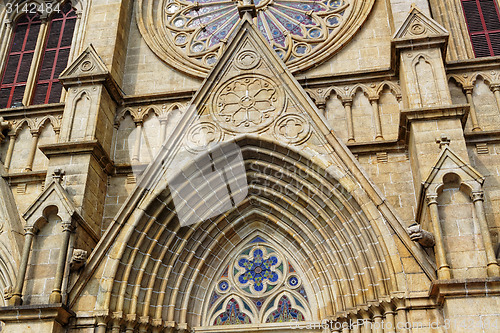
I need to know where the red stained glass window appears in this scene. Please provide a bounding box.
[32,2,77,105]
[0,13,41,108]
[461,0,500,57]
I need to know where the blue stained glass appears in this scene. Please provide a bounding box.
[250,236,267,243]
[214,299,251,325]
[273,6,316,26]
[278,1,326,12]
[219,280,229,291]
[270,9,304,37]
[187,6,234,27]
[265,15,286,47]
[309,28,321,38]
[327,16,339,26]
[238,249,279,292]
[266,296,305,323]
[209,14,238,47]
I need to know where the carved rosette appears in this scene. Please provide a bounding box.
[273,114,310,144]
[186,122,223,152]
[212,75,284,133]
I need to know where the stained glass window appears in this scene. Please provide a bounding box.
[138,0,375,77]
[207,236,310,325]
[165,0,347,65]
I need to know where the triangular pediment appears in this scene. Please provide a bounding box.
[58,44,109,84]
[393,5,448,40]
[422,146,484,193]
[23,179,81,227]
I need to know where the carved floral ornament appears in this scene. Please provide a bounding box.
[185,74,311,149]
[136,0,375,77]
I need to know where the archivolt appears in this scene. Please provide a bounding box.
[94,137,401,330]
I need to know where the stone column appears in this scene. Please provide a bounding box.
[471,191,500,277]
[426,194,452,279]
[371,307,383,333]
[95,315,108,333]
[159,116,169,143]
[491,84,500,115]
[132,120,143,163]
[370,97,383,140]
[464,87,481,131]
[343,99,355,143]
[3,133,16,171]
[24,130,40,171]
[9,226,37,306]
[49,221,74,303]
[382,302,396,333]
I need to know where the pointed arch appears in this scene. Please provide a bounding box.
[75,137,413,331]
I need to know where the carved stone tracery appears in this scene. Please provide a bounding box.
[136,0,375,77]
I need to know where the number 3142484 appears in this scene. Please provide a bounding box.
[6,3,61,14]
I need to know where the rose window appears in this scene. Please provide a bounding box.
[136,0,376,77]
[206,237,312,326]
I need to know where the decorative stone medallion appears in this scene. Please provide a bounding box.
[136,0,376,77]
[212,75,284,133]
[186,122,223,152]
[235,50,261,70]
[274,114,310,144]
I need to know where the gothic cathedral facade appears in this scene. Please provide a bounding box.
[0,0,499,332]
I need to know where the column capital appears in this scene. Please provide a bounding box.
[426,194,438,205]
[24,225,38,235]
[342,98,353,106]
[463,85,474,93]
[61,221,75,232]
[471,191,484,203]
[490,84,500,92]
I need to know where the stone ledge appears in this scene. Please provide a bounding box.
[0,103,64,118]
[346,139,406,154]
[399,104,469,143]
[0,303,74,325]
[3,171,46,185]
[39,140,113,174]
[464,129,500,144]
[429,277,500,305]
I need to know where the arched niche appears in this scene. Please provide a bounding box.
[436,173,488,279]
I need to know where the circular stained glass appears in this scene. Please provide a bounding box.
[137,0,375,77]
[219,280,229,291]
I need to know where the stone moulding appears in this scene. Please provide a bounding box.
[398,104,470,143]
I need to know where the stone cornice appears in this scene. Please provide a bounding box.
[399,104,469,143]
[39,140,113,175]
[3,171,47,185]
[0,103,64,118]
[121,89,197,107]
[0,303,74,325]
[430,278,500,305]
[446,56,500,72]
